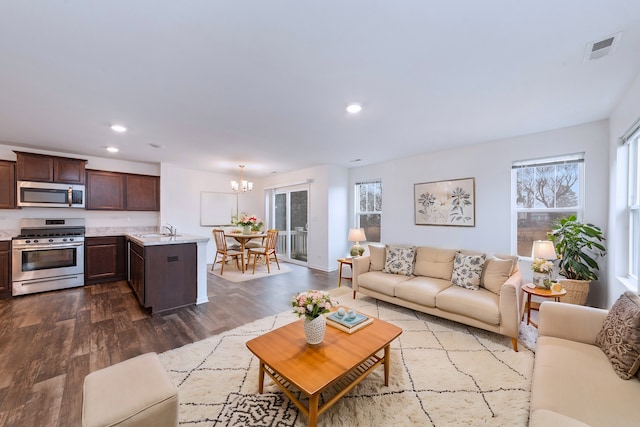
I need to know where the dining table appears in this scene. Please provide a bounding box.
[224,231,268,253]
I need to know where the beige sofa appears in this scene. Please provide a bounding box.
[530,301,640,427]
[352,245,523,351]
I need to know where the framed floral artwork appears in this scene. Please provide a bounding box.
[414,177,475,226]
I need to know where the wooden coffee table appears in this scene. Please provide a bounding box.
[246,310,402,427]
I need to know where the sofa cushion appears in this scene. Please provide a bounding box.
[356,271,410,297]
[450,253,486,290]
[413,247,457,280]
[481,256,516,295]
[368,245,386,271]
[395,276,452,308]
[595,291,640,379]
[532,335,640,427]
[383,245,416,276]
[436,286,500,325]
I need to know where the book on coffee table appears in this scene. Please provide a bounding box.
[326,311,373,334]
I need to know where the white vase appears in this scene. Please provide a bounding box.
[242,225,252,234]
[304,315,326,345]
[532,272,549,288]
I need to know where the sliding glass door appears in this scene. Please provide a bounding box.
[273,185,308,265]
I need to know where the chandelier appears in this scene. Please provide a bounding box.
[231,164,253,193]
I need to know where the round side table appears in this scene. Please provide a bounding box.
[337,258,353,287]
[523,284,567,328]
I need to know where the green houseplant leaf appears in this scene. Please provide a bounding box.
[548,215,606,281]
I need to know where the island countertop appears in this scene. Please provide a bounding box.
[126,233,210,246]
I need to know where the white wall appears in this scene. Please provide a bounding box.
[159,163,264,264]
[349,120,610,307]
[608,72,640,307]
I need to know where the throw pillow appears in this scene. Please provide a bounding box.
[369,245,386,271]
[413,247,457,280]
[595,291,640,380]
[481,257,516,295]
[383,245,416,276]
[451,252,486,290]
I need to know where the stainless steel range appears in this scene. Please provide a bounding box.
[12,218,85,296]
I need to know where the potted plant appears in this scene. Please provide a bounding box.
[548,215,606,304]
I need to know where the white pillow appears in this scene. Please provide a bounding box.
[451,253,486,290]
[383,245,416,276]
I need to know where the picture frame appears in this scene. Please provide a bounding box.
[414,177,475,226]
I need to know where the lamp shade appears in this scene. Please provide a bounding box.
[531,240,557,260]
[348,228,366,242]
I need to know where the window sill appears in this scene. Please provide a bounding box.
[617,275,638,292]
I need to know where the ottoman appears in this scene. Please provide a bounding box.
[82,352,178,427]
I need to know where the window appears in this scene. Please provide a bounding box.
[627,128,639,281]
[512,154,584,257]
[355,180,382,243]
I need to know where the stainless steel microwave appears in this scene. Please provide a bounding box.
[17,181,85,208]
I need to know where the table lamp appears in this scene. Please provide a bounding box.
[531,240,557,286]
[348,228,367,256]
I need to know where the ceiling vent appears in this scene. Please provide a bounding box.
[584,32,622,62]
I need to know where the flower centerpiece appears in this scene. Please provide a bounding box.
[232,212,263,234]
[292,290,337,345]
[531,258,554,288]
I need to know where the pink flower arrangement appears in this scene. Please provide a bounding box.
[291,290,336,320]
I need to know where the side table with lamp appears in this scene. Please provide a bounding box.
[526,240,565,327]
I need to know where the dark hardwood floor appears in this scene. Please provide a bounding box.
[0,263,343,426]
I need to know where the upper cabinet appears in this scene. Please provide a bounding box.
[86,170,125,210]
[15,151,86,184]
[86,170,159,211]
[125,174,160,211]
[0,160,16,209]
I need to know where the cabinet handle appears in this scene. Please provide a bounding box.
[167,256,179,262]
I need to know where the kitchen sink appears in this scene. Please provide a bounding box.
[136,233,182,238]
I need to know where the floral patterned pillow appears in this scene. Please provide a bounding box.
[595,291,640,380]
[451,253,486,290]
[383,245,416,276]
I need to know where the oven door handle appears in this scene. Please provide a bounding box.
[13,242,84,250]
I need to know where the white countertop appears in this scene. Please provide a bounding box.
[126,233,210,246]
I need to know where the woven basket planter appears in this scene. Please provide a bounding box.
[558,279,590,305]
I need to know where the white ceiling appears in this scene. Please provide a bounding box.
[1,1,640,178]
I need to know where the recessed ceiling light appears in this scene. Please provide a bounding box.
[110,124,127,133]
[106,146,119,153]
[346,104,362,114]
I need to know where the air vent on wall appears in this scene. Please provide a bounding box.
[583,32,622,62]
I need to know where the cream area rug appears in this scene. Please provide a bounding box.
[208,263,291,282]
[159,287,534,426]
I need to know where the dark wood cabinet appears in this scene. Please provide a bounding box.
[127,241,196,313]
[129,241,145,305]
[15,151,85,184]
[85,236,126,285]
[86,170,125,210]
[0,161,16,209]
[86,170,159,211]
[125,174,160,211]
[0,241,11,299]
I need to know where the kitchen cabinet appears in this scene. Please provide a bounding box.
[125,174,159,211]
[86,170,159,211]
[0,161,16,209]
[85,236,126,285]
[0,241,10,298]
[15,151,86,184]
[86,170,125,210]
[127,240,197,313]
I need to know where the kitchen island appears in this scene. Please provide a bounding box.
[127,233,210,313]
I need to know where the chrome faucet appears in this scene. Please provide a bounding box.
[164,224,177,236]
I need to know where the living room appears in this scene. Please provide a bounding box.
[1,2,640,426]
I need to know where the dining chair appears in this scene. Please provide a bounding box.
[212,229,245,274]
[246,229,280,274]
